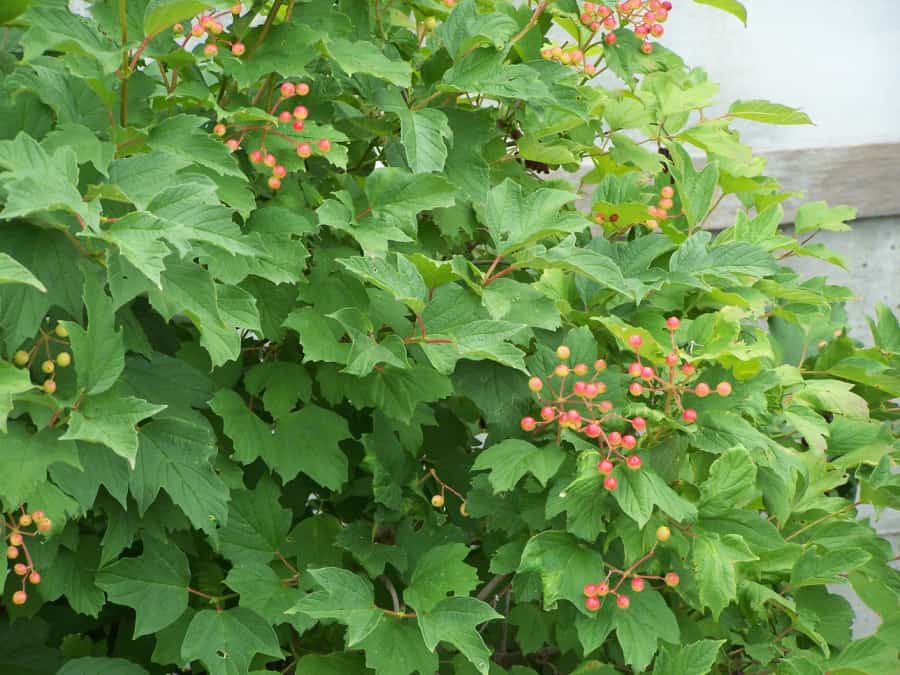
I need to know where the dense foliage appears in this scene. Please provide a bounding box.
[0,0,898,673]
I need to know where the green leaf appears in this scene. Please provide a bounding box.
[224,564,314,634]
[794,201,856,234]
[529,237,639,301]
[417,597,502,675]
[336,521,407,578]
[180,608,282,675]
[0,360,33,432]
[668,145,719,228]
[867,302,900,353]
[404,543,480,613]
[129,415,230,535]
[0,252,46,292]
[218,479,292,565]
[61,392,166,467]
[794,380,869,419]
[671,231,777,279]
[728,99,812,125]
[143,0,230,35]
[358,617,439,675]
[478,179,586,256]
[435,0,519,60]
[288,567,384,646]
[692,533,758,619]
[62,268,125,396]
[338,255,428,314]
[518,531,605,613]
[613,466,698,527]
[699,448,758,515]
[398,108,453,174]
[653,639,726,675]
[325,39,412,87]
[95,537,190,638]
[472,439,566,493]
[692,0,748,25]
[0,425,80,506]
[790,548,871,588]
[613,590,680,671]
[57,657,149,675]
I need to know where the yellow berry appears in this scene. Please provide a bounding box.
[656,526,671,542]
[55,352,71,368]
[431,494,445,508]
[54,324,68,338]
[41,360,54,374]
[13,350,29,366]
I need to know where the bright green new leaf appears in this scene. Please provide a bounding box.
[794,201,857,234]
[0,360,34,432]
[693,0,748,25]
[729,99,812,125]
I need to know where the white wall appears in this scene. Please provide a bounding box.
[662,0,900,151]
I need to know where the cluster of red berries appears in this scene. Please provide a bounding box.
[520,345,647,492]
[212,82,332,190]
[12,322,71,395]
[173,4,245,58]
[583,528,680,612]
[621,317,732,425]
[579,0,672,53]
[595,185,676,231]
[6,508,53,606]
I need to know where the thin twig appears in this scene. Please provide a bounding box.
[476,573,510,601]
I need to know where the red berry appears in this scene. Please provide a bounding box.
[604,475,618,491]
[604,16,617,29]
[628,334,643,349]
[641,366,654,380]
[616,594,630,609]
[263,153,277,167]
[597,459,614,475]
[682,409,697,424]
[28,571,40,585]
[681,363,696,376]
[599,400,613,413]
[659,198,674,210]
[573,381,586,396]
[528,376,543,392]
[565,410,581,424]
[540,406,555,421]
[695,383,711,398]
[607,431,622,447]
[210,21,224,35]
[628,362,642,377]
[296,82,310,96]
[250,149,264,164]
[665,352,679,367]
[631,417,646,432]
[717,382,733,397]
[31,511,44,521]
[622,435,637,450]
[36,518,51,533]
[651,23,664,37]
[292,120,305,132]
[280,82,296,97]
[203,43,219,57]
[278,111,292,124]
[628,382,643,396]
[604,32,617,45]
[293,105,309,120]
[573,363,589,376]
[267,176,282,190]
[213,123,227,136]
[585,596,601,612]
[594,359,607,372]
[190,24,204,37]
[596,582,610,596]
[231,3,242,14]
[626,454,642,470]
[13,564,26,576]
[584,383,600,399]
[661,186,674,199]
[8,533,22,547]
[656,526,671,542]
[585,423,602,438]
[584,583,598,597]
[630,577,645,592]
[640,41,653,55]
[665,572,679,587]
[6,546,18,559]
[662,1,673,10]
[43,380,57,394]
[520,416,536,432]
[581,12,593,25]
[11,591,26,605]
[665,316,680,330]
[225,139,240,152]
[271,165,287,179]
[297,143,312,158]
[318,138,332,153]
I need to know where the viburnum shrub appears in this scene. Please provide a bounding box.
[0,0,898,673]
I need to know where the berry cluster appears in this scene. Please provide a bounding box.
[621,317,732,425]
[594,185,676,231]
[579,0,672,53]
[520,345,647,492]
[12,322,72,395]
[423,468,469,517]
[173,4,245,58]
[212,81,332,190]
[583,528,679,612]
[6,508,53,606]
[539,45,598,77]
